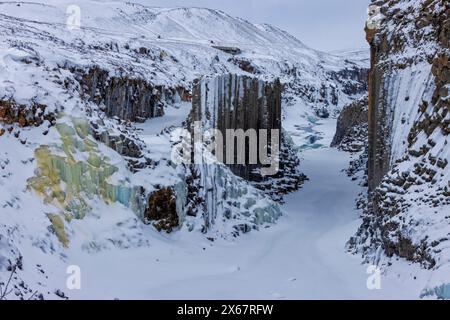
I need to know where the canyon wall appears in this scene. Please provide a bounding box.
[352,0,450,297]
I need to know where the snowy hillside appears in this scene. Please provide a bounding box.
[331,49,371,68]
[0,1,368,112]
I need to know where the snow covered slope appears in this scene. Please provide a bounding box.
[0,0,368,113]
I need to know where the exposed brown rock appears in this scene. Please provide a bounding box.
[229,58,257,74]
[144,187,179,233]
[0,100,56,128]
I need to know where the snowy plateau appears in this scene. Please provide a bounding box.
[0,0,449,300]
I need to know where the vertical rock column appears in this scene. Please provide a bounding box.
[366,20,390,192]
[191,74,282,181]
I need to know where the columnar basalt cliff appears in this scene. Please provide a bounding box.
[170,74,297,235]
[332,95,368,153]
[351,0,450,296]
[191,74,282,181]
[78,67,190,122]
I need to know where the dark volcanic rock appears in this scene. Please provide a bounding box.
[76,67,190,122]
[0,100,56,128]
[331,95,368,151]
[144,187,179,233]
[191,74,282,182]
[190,74,306,203]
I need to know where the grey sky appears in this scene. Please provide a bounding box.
[128,0,371,52]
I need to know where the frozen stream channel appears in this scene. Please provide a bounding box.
[68,103,418,299]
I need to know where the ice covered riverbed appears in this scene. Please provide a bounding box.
[61,102,421,300]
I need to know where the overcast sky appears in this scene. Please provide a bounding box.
[127,0,371,52]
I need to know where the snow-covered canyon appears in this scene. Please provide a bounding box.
[62,106,419,300]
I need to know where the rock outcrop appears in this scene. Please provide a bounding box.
[170,74,289,235]
[285,62,369,116]
[0,0,372,298]
[77,67,190,122]
[144,187,179,233]
[0,100,56,128]
[332,95,368,153]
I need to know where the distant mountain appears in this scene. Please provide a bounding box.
[330,49,370,68]
[0,0,368,112]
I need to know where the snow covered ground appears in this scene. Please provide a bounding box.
[0,98,431,300]
[135,103,191,136]
[46,102,420,300]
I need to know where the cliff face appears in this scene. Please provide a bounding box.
[78,67,191,123]
[331,95,368,153]
[190,74,306,202]
[191,74,282,180]
[365,0,449,192]
[352,0,450,296]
